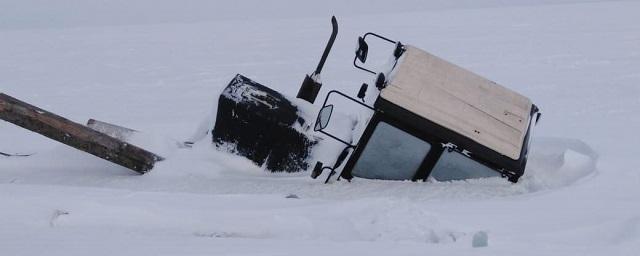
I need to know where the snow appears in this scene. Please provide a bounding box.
[1,0,639,255]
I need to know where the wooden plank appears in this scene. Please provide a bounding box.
[0,93,162,174]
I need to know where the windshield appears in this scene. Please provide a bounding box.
[352,122,431,180]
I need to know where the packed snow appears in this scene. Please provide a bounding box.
[1,0,639,255]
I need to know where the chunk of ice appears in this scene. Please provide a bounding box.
[472,231,488,248]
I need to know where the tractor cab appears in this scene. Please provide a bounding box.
[313,33,541,183]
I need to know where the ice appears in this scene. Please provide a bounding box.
[472,231,489,248]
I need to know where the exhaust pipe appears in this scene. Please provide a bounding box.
[296,16,338,104]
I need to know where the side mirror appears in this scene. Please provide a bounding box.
[393,42,405,58]
[375,73,387,90]
[314,104,334,131]
[355,37,369,63]
[357,83,368,101]
[311,161,324,179]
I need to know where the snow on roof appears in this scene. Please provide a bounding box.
[381,45,533,160]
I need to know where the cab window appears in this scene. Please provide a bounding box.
[352,122,431,180]
[429,150,501,181]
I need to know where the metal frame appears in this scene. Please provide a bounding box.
[353,32,399,75]
[311,146,352,184]
[314,90,376,148]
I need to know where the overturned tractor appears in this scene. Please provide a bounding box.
[212,17,541,183]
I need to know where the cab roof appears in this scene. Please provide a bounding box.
[380,45,533,160]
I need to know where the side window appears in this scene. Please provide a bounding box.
[352,122,431,180]
[429,150,500,181]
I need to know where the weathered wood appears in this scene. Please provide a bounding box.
[0,93,162,174]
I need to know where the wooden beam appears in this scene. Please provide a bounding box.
[0,93,162,174]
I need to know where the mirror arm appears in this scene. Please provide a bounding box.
[353,32,404,75]
[353,56,376,75]
[323,90,375,111]
[311,163,345,184]
[324,169,337,184]
[362,32,397,44]
[314,90,376,147]
[318,130,356,148]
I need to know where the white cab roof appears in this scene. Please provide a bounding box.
[381,45,533,160]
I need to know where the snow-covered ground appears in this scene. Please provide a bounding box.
[1,0,639,255]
